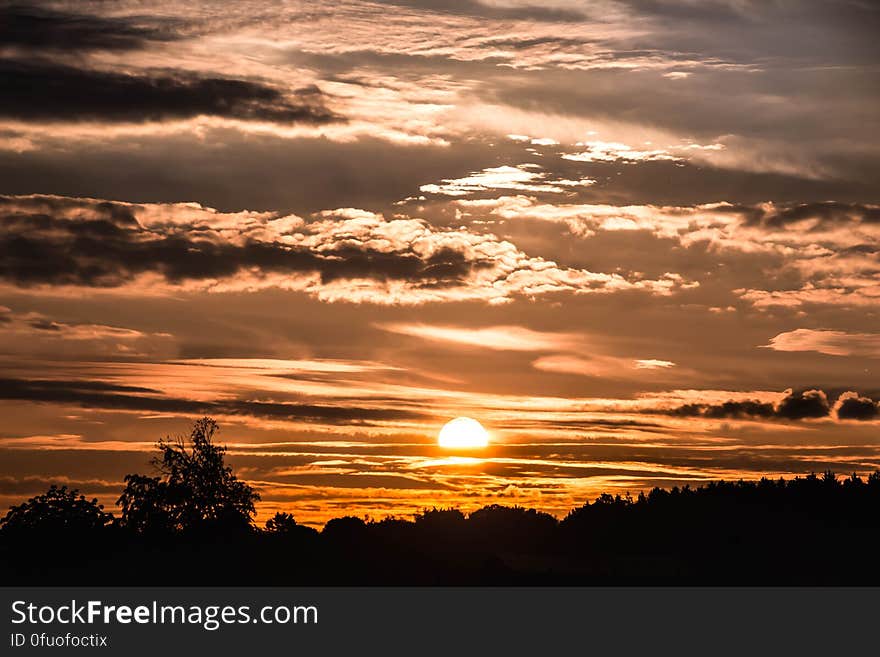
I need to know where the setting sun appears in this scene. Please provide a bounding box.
[438,417,490,449]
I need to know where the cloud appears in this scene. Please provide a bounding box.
[737,285,880,311]
[0,5,178,52]
[379,323,681,381]
[634,359,675,369]
[377,323,578,351]
[17,316,150,341]
[531,354,604,376]
[183,358,398,374]
[3,0,876,190]
[663,388,842,421]
[457,197,879,310]
[774,389,830,419]
[668,399,776,419]
[0,475,121,497]
[419,164,595,196]
[531,354,674,378]
[561,141,683,163]
[0,307,174,358]
[0,377,428,425]
[371,0,587,22]
[736,201,880,228]
[764,329,880,358]
[458,198,880,247]
[614,0,761,22]
[0,194,696,305]
[0,61,341,124]
[834,392,879,421]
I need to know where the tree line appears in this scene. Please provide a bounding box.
[2,417,880,585]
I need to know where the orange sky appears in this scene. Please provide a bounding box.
[0,1,878,525]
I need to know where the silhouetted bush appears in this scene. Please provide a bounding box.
[0,485,114,539]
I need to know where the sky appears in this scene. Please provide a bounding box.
[1,0,878,525]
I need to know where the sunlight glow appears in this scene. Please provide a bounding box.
[438,417,490,449]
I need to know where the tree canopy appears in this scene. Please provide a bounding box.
[0,485,114,537]
[117,417,259,534]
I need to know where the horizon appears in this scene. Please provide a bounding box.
[7,440,878,530]
[1,0,878,527]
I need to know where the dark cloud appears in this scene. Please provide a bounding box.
[0,5,178,52]
[0,60,341,124]
[664,389,840,421]
[835,392,879,421]
[775,389,830,420]
[0,131,506,215]
[481,36,596,50]
[481,65,868,143]
[0,379,159,395]
[504,418,666,431]
[724,201,880,228]
[0,196,484,290]
[28,318,62,332]
[0,377,428,425]
[619,0,880,68]
[615,0,756,22]
[621,0,880,28]
[668,400,776,419]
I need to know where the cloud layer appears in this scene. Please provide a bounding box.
[0,195,695,304]
[457,197,880,311]
[665,389,880,422]
[0,61,340,125]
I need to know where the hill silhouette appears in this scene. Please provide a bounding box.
[2,417,880,585]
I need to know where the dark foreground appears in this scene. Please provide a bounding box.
[3,472,880,585]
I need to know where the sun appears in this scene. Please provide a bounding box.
[438,417,490,449]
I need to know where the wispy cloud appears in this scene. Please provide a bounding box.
[419,164,594,196]
[561,140,683,163]
[635,359,676,369]
[764,329,880,358]
[377,323,579,351]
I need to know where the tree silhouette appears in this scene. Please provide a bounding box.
[3,417,880,586]
[322,515,368,543]
[414,507,466,532]
[468,504,557,551]
[117,417,259,534]
[0,485,114,538]
[265,512,298,534]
